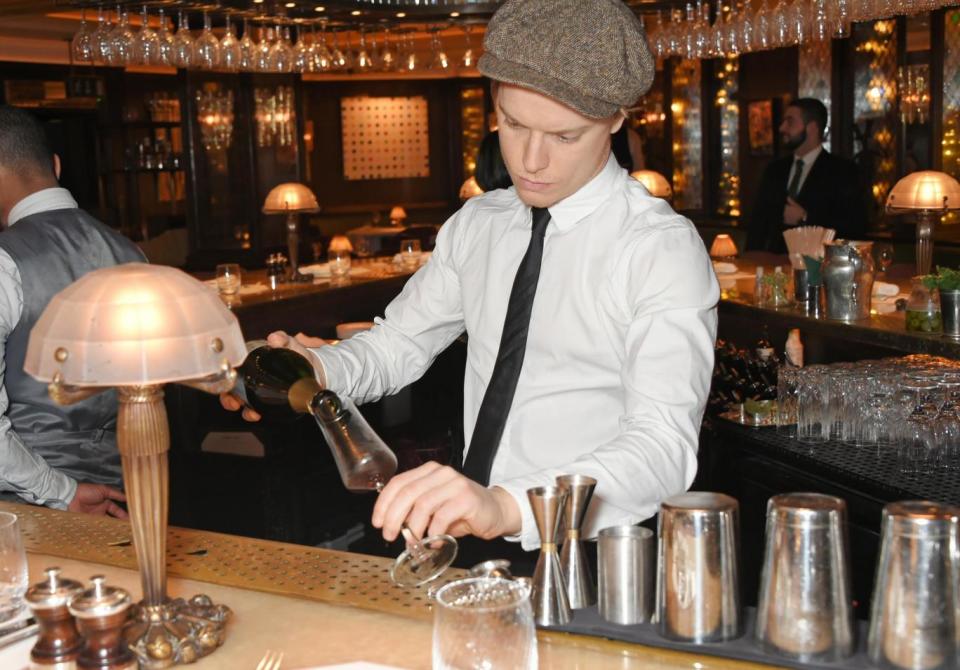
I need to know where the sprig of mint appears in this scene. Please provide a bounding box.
[922,267,960,292]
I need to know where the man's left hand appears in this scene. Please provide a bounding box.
[372,462,522,543]
[784,197,807,226]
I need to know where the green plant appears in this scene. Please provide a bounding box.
[922,267,960,292]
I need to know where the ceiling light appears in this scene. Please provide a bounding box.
[314,5,325,11]
[397,12,406,18]
[450,11,460,17]
[351,9,361,15]
[285,2,295,7]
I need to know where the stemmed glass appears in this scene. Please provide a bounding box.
[156,9,175,67]
[402,31,418,72]
[330,31,348,70]
[459,25,475,69]
[108,6,136,67]
[430,29,450,71]
[753,0,772,51]
[312,391,458,587]
[356,29,374,71]
[254,26,273,73]
[71,9,94,63]
[134,6,160,66]
[238,20,257,72]
[380,28,398,71]
[171,11,194,69]
[194,11,221,71]
[314,25,333,71]
[771,0,790,48]
[268,26,294,73]
[91,7,113,65]
[293,26,312,73]
[220,17,242,72]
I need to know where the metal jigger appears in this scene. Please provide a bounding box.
[556,474,597,609]
[527,485,572,626]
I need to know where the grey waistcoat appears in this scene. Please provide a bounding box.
[0,208,145,489]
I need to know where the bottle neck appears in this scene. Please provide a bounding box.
[288,377,323,414]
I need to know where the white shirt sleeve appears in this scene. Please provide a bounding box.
[495,224,719,549]
[0,250,77,509]
[312,212,467,402]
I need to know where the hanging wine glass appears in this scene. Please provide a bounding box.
[255,26,273,73]
[683,3,696,60]
[311,391,458,587]
[293,26,311,73]
[331,31,347,70]
[738,2,754,54]
[710,5,725,58]
[723,3,740,56]
[133,6,160,66]
[268,26,294,73]
[91,7,113,65]
[430,29,450,71]
[155,9,175,67]
[220,17,242,72]
[788,0,807,45]
[666,9,681,57]
[108,5,136,67]
[238,19,256,72]
[754,0,772,51]
[832,0,852,38]
[402,31,418,72]
[651,11,665,59]
[771,0,790,48]
[379,28,398,72]
[72,9,95,64]
[314,24,333,71]
[695,2,711,58]
[195,11,221,70]
[171,11,194,69]
[459,24,475,69]
[356,28,374,71]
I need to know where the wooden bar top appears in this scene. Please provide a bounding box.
[6,502,779,670]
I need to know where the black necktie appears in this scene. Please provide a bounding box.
[462,207,551,485]
[787,158,804,199]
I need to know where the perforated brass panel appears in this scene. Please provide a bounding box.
[3,502,462,622]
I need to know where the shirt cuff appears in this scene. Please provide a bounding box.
[493,482,541,551]
[36,472,77,511]
[306,346,333,391]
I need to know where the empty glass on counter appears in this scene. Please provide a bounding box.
[215,263,241,295]
[400,238,422,271]
[0,511,28,622]
[328,249,352,279]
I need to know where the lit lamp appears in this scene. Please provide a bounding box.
[710,233,739,259]
[328,234,353,253]
[887,171,960,276]
[631,169,673,200]
[263,183,320,282]
[389,206,408,227]
[459,176,484,200]
[24,263,246,667]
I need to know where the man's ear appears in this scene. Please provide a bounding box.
[610,112,626,135]
[53,154,61,180]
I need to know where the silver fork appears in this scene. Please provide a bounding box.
[256,649,284,670]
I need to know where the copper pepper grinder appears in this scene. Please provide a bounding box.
[68,576,135,670]
[25,567,84,669]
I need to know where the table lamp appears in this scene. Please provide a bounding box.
[886,170,960,275]
[263,183,320,282]
[328,234,353,253]
[630,169,673,200]
[709,233,739,259]
[389,206,408,227]
[459,176,484,200]
[24,263,246,668]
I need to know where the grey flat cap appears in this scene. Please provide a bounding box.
[478,0,655,119]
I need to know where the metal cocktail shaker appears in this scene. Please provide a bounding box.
[527,485,571,626]
[822,240,875,321]
[868,500,960,670]
[755,493,855,662]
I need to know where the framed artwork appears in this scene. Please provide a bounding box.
[748,100,775,156]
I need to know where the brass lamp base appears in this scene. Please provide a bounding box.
[125,597,231,668]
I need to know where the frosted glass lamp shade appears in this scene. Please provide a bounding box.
[389,206,408,223]
[262,183,320,213]
[328,234,353,253]
[710,234,739,258]
[886,171,960,213]
[25,263,246,386]
[630,170,673,199]
[459,176,484,200]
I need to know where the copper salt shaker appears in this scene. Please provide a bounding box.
[68,576,135,670]
[25,567,84,669]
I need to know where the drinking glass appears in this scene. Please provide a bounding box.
[459,25,475,69]
[777,365,799,436]
[108,6,136,67]
[238,20,257,72]
[433,577,537,670]
[92,7,114,65]
[220,18,242,72]
[293,26,312,73]
[400,239,422,271]
[194,11,221,70]
[0,512,28,623]
[875,243,895,276]
[797,366,829,444]
[71,9,95,63]
[171,11,194,69]
[156,9,175,67]
[215,263,242,295]
[329,249,352,279]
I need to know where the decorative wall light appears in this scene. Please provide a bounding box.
[255,85,296,148]
[195,87,234,151]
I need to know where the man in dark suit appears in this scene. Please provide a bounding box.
[746,98,867,253]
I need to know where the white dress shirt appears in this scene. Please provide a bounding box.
[787,144,823,197]
[0,187,80,508]
[313,156,720,549]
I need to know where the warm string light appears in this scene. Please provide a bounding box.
[716,54,740,218]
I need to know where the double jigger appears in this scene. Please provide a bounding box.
[526,474,597,626]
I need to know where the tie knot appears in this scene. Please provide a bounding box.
[531,207,551,236]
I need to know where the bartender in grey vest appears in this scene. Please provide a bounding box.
[0,106,144,517]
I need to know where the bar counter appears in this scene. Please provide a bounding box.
[5,502,774,670]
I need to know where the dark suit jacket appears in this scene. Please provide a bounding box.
[746,149,868,254]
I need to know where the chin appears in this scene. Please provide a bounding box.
[515,187,558,209]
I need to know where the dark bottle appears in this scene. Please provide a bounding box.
[233,342,322,422]
[755,325,775,362]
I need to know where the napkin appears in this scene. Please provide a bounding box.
[299,264,374,278]
[873,281,900,297]
[204,280,270,296]
[712,261,738,274]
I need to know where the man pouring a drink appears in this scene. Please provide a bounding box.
[224,0,719,567]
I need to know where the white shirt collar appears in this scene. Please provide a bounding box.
[545,154,624,233]
[794,144,823,166]
[7,187,78,227]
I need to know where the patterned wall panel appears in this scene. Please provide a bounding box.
[672,58,703,211]
[341,95,430,181]
[852,19,898,223]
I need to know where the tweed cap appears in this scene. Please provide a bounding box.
[478,0,654,119]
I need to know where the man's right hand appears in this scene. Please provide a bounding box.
[219,330,329,422]
[68,483,128,518]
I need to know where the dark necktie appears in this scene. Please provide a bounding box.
[787,158,804,199]
[462,207,551,485]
